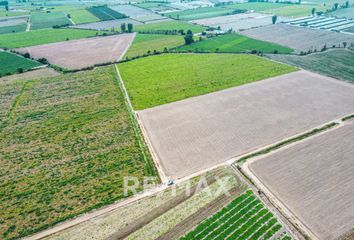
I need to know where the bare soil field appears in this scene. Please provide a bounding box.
[138,70,354,180]
[70,18,143,30]
[0,16,27,27]
[242,24,354,52]
[0,67,60,83]
[247,120,354,240]
[192,13,289,31]
[16,34,135,70]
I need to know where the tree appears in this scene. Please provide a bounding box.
[343,42,347,48]
[184,30,194,45]
[272,15,277,24]
[345,1,349,8]
[127,23,133,33]
[120,23,126,32]
[23,52,30,58]
[311,8,316,15]
[334,2,339,9]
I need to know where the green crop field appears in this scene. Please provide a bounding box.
[0,9,28,17]
[124,33,184,59]
[268,49,354,83]
[30,11,72,30]
[0,24,26,34]
[166,7,234,21]
[0,28,111,48]
[0,66,157,239]
[0,51,42,76]
[134,20,205,33]
[88,6,127,21]
[68,9,100,24]
[329,7,354,19]
[225,2,292,11]
[118,53,297,109]
[178,34,293,54]
[263,4,327,17]
[181,190,285,240]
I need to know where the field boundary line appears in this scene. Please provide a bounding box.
[114,64,168,183]
[118,32,136,61]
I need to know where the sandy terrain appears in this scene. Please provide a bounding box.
[16,34,135,70]
[192,13,289,31]
[242,24,354,52]
[138,70,354,180]
[247,120,354,240]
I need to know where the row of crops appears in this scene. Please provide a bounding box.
[87,6,127,21]
[284,16,353,32]
[181,190,288,240]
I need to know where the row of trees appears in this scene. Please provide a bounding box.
[120,23,134,33]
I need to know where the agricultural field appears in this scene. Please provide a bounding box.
[328,7,354,19]
[166,7,234,21]
[182,190,286,240]
[0,28,111,48]
[242,23,354,52]
[137,70,354,179]
[124,33,184,59]
[0,67,59,83]
[268,49,354,83]
[134,20,205,33]
[0,23,26,34]
[224,2,293,12]
[192,13,289,32]
[87,6,127,21]
[178,33,293,53]
[44,167,248,240]
[110,4,155,18]
[0,51,42,76]
[262,4,327,17]
[0,9,28,17]
[119,53,296,110]
[247,120,354,240]
[17,34,135,70]
[30,11,72,30]
[0,66,157,240]
[0,16,27,28]
[67,9,99,24]
[71,18,142,30]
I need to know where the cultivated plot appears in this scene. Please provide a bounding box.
[17,34,135,70]
[192,13,289,31]
[242,24,354,52]
[138,70,354,179]
[71,18,143,30]
[0,51,42,76]
[247,120,354,240]
[267,49,354,83]
[110,4,155,18]
[30,11,72,30]
[0,16,27,28]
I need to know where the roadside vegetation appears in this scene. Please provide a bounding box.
[118,53,297,110]
[0,66,157,239]
[178,34,293,54]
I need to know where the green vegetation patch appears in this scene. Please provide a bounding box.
[267,49,354,83]
[178,34,293,54]
[30,11,72,30]
[87,6,127,21]
[134,20,205,33]
[0,66,157,239]
[0,28,111,48]
[68,9,100,24]
[166,7,234,21]
[263,4,327,17]
[225,2,292,11]
[0,51,42,76]
[0,23,26,34]
[119,53,297,109]
[124,33,184,59]
[181,190,284,240]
